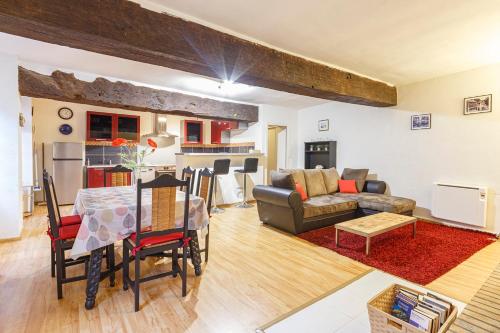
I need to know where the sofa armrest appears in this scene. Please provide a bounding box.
[363,180,387,194]
[253,185,302,209]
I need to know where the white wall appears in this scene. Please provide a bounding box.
[0,53,22,239]
[297,62,500,234]
[21,97,33,187]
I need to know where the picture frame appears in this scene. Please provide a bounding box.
[411,114,431,130]
[318,119,329,131]
[464,94,492,115]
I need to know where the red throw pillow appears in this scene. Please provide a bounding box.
[338,179,358,193]
[295,182,308,201]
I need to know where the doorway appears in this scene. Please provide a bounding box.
[267,125,287,184]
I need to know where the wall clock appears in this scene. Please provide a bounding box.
[59,124,73,135]
[58,107,73,120]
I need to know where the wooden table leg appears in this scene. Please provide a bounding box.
[188,230,202,276]
[365,237,371,255]
[85,247,104,310]
[413,221,416,238]
[335,228,339,248]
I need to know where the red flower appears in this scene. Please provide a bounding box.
[147,138,158,149]
[112,138,127,147]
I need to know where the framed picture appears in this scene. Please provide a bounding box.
[464,94,492,115]
[411,114,431,130]
[318,119,329,131]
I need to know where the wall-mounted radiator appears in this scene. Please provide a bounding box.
[431,183,488,227]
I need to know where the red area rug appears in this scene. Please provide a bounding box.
[298,221,496,285]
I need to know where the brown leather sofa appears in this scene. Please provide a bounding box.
[253,168,416,235]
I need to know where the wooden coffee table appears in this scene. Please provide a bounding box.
[335,212,417,255]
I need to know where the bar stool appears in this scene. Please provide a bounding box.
[211,159,230,214]
[235,158,258,208]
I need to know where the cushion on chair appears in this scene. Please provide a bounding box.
[280,169,307,194]
[57,223,81,240]
[304,169,328,197]
[60,215,82,226]
[321,167,340,193]
[341,168,369,192]
[303,195,357,219]
[129,232,184,249]
[271,171,295,190]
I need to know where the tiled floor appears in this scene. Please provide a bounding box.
[260,270,466,333]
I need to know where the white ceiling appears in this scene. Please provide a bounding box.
[0,33,326,109]
[139,0,500,85]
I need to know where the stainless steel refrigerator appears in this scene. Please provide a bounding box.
[52,142,83,205]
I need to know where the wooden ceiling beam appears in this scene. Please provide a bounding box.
[0,0,396,107]
[18,67,259,122]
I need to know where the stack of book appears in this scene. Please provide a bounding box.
[391,288,453,333]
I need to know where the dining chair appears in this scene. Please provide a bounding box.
[195,168,215,262]
[43,171,89,299]
[122,174,191,312]
[181,166,197,194]
[104,165,132,187]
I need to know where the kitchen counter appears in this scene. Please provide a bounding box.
[175,153,265,205]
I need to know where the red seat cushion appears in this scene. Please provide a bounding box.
[60,214,82,226]
[58,223,81,240]
[130,232,184,249]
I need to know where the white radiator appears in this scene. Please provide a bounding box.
[431,183,488,227]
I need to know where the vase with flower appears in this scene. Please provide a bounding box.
[112,137,158,185]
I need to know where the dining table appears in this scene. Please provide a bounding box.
[70,185,210,310]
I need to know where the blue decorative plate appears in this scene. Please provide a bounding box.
[59,124,73,135]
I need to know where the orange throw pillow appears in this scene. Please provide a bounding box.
[338,179,358,193]
[295,182,308,201]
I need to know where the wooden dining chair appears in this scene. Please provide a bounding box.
[180,166,197,194]
[195,168,215,262]
[43,171,89,299]
[104,165,132,187]
[122,174,191,312]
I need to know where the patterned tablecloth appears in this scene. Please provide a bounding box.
[70,186,209,259]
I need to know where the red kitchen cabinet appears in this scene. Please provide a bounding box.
[211,120,237,143]
[87,111,140,142]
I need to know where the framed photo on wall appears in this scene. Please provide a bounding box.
[318,119,329,131]
[411,114,431,130]
[464,94,492,115]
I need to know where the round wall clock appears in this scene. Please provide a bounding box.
[58,107,73,120]
[59,124,73,135]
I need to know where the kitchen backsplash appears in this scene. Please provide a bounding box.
[85,145,135,165]
[181,145,255,153]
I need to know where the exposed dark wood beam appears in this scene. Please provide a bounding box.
[18,67,259,122]
[0,0,396,107]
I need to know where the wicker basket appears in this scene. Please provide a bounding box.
[367,284,457,333]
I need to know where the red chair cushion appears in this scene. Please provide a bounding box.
[130,232,184,248]
[58,223,81,240]
[338,179,358,193]
[60,215,82,226]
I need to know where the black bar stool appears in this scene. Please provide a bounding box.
[211,159,231,214]
[235,158,258,208]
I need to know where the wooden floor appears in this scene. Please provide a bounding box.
[0,205,499,333]
[449,262,500,332]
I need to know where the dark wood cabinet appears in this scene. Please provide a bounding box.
[87,111,140,142]
[304,141,337,169]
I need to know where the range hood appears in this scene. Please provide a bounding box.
[140,113,177,148]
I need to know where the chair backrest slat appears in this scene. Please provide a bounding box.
[105,165,132,187]
[135,174,189,243]
[196,168,215,215]
[181,166,196,194]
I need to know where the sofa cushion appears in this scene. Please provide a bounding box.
[271,171,295,190]
[295,182,308,201]
[321,167,340,193]
[281,169,307,194]
[333,192,416,214]
[304,169,327,197]
[303,195,358,219]
[339,179,358,193]
[341,168,369,192]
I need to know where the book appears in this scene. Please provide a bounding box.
[391,292,418,322]
[420,300,446,325]
[415,306,439,333]
[421,295,451,317]
[409,308,433,332]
